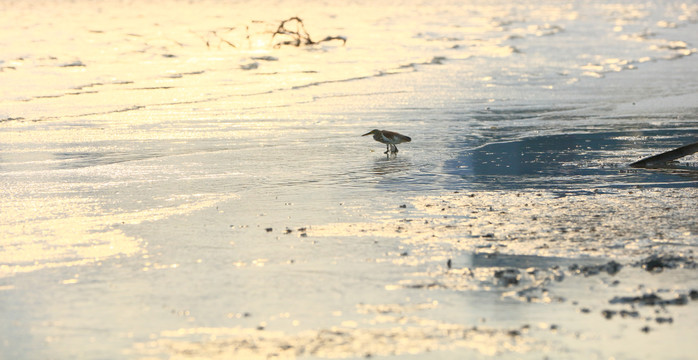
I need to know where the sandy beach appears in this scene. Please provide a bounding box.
[1,0,697,359]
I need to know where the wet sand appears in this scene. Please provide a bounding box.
[138,187,698,359]
[1,0,698,359]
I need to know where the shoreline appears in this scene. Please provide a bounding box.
[139,186,698,359]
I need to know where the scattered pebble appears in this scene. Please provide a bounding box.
[494,269,520,287]
[620,310,639,318]
[601,310,616,319]
[569,261,622,276]
[635,254,697,272]
[655,317,673,324]
[601,309,641,320]
[609,293,689,306]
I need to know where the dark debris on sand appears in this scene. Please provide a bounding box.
[568,260,623,276]
[609,292,691,306]
[633,254,697,272]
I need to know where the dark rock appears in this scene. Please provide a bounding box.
[634,254,697,272]
[620,310,639,318]
[609,293,688,306]
[601,310,617,319]
[655,317,673,324]
[609,293,662,305]
[494,269,521,287]
[569,261,622,276]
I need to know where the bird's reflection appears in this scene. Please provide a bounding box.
[371,152,411,176]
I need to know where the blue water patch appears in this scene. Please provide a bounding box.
[444,130,698,190]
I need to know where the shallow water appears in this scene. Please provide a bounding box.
[1,0,698,359]
[451,129,698,190]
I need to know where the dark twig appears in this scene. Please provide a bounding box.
[271,17,346,48]
[197,17,346,49]
[316,35,348,45]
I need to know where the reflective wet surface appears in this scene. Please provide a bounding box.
[449,129,698,190]
[1,0,697,358]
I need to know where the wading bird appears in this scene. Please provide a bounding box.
[362,129,411,154]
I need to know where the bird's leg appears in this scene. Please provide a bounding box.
[384,144,390,154]
[393,145,399,153]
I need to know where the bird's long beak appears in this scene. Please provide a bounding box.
[362,131,372,136]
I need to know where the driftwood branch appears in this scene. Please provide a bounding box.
[193,28,239,49]
[196,17,346,49]
[271,17,346,48]
[629,141,698,168]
